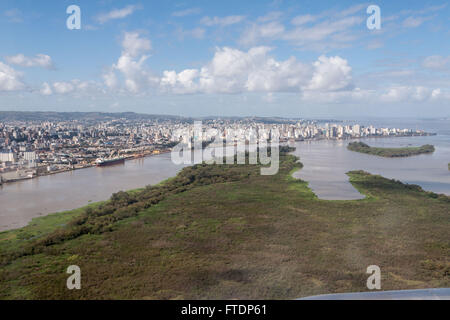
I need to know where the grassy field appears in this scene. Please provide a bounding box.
[0,149,449,299]
[348,142,435,158]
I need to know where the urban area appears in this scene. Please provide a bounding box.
[0,114,433,184]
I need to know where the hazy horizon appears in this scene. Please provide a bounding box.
[1,108,450,121]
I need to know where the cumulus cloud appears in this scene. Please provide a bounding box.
[161,46,310,94]
[160,47,353,95]
[99,32,355,96]
[103,69,118,89]
[0,62,25,91]
[53,81,75,94]
[381,86,438,102]
[40,82,52,95]
[121,31,151,58]
[305,56,353,91]
[201,15,246,27]
[103,32,158,93]
[5,54,53,69]
[39,80,96,95]
[96,5,141,24]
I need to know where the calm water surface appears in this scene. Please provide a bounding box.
[0,119,449,231]
[292,119,450,200]
[0,153,187,231]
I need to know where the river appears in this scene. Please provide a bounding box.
[0,153,190,231]
[292,118,450,200]
[0,119,449,231]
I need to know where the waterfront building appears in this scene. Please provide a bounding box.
[0,150,17,163]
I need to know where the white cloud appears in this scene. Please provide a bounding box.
[0,62,25,91]
[400,4,447,16]
[291,14,316,26]
[175,27,206,40]
[40,82,52,95]
[402,16,432,28]
[301,87,374,103]
[53,81,75,94]
[337,4,367,17]
[239,6,364,49]
[103,70,118,89]
[161,69,200,93]
[172,8,201,17]
[283,16,363,45]
[121,31,151,58]
[305,56,353,91]
[257,11,283,23]
[5,54,53,69]
[301,85,448,104]
[262,92,275,103]
[160,47,353,95]
[160,46,307,93]
[239,21,285,46]
[201,15,246,27]
[103,32,158,93]
[96,5,141,24]
[431,88,441,99]
[47,80,94,95]
[381,86,437,102]
[422,55,450,70]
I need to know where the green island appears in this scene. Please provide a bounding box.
[347,142,435,158]
[0,147,449,299]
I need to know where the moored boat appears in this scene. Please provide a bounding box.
[96,157,125,167]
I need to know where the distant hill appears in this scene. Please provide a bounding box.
[0,111,313,124]
[0,111,341,124]
[0,111,185,122]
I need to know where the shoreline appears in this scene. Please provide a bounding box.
[0,149,172,186]
[0,134,446,232]
[1,150,448,299]
[1,136,447,233]
[0,133,434,186]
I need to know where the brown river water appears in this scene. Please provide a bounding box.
[1,119,449,232]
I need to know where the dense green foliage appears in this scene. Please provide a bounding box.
[348,142,435,157]
[0,146,448,299]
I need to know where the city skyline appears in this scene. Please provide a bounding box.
[1,1,450,118]
[0,112,435,184]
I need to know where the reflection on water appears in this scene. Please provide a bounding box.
[292,133,450,200]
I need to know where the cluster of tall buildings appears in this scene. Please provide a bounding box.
[0,117,430,183]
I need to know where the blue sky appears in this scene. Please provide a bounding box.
[0,0,449,118]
